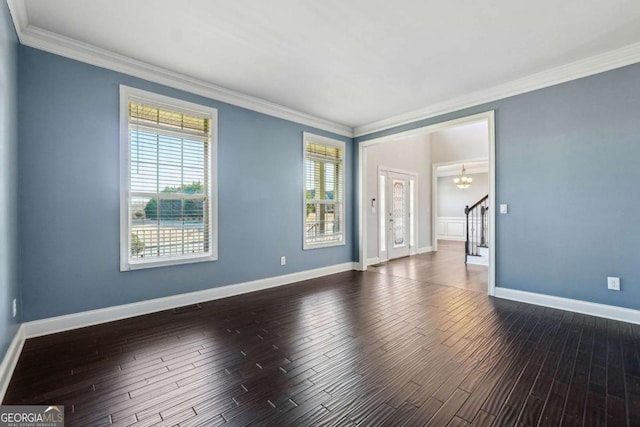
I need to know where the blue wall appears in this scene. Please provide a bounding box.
[19,47,353,321]
[0,2,20,360]
[356,63,640,311]
[14,36,640,322]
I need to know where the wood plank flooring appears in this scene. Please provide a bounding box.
[4,267,639,426]
[369,241,488,294]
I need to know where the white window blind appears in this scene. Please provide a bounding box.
[303,133,345,249]
[120,86,217,270]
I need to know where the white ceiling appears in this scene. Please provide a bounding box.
[15,0,640,132]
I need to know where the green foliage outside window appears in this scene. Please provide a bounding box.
[131,232,145,256]
[144,182,204,221]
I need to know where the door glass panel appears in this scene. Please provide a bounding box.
[409,179,415,248]
[379,174,386,252]
[392,179,406,247]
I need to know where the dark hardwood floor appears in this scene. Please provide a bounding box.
[369,240,488,294]
[4,266,639,426]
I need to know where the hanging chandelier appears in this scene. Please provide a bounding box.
[454,164,472,189]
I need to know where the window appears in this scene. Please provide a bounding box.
[303,133,345,249]
[120,86,217,270]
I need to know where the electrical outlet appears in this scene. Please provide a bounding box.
[607,277,620,291]
[280,256,286,266]
[12,298,17,318]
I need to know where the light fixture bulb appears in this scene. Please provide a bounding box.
[453,164,472,190]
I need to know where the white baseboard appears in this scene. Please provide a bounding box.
[466,256,489,266]
[366,257,380,266]
[368,247,431,265]
[494,287,640,325]
[0,325,25,402]
[23,262,357,339]
[437,236,466,242]
[368,248,431,265]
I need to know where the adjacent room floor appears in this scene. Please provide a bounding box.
[369,240,488,294]
[4,267,639,426]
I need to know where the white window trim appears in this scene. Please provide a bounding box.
[302,132,346,250]
[119,85,218,271]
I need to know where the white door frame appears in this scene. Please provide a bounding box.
[431,158,488,252]
[377,166,418,262]
[357,110,496,296]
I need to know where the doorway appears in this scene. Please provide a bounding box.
[358,111,496,296]
[378,169,417,261]
[431,159,488,253]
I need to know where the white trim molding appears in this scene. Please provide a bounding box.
[494,287,640,325]
[366,257,380,266]
[22,262,357,339]
[302,133,347,250]
[6,0,352,138]
[437,161,488,178]
[10,0,640,140]
[354,42,640,137]
[119,85,219,271]
[368,247,431,266]
[0,325,25,401]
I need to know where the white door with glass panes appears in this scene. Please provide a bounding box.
[379,170,416,260]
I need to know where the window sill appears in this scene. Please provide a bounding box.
[303,240,346,251]
[121,253,217,271]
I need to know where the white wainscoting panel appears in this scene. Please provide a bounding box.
[437,217,466,241]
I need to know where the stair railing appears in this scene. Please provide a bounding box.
[464,195,489,264]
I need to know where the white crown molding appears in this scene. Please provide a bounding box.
[494,287,640,325]
[354,42,640,137]
[437,165,488,178]
[0,325,25,401]
[6,0,352,138]
[6,0,27,35]
[8,0,640,140]
[22,262,357,338]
